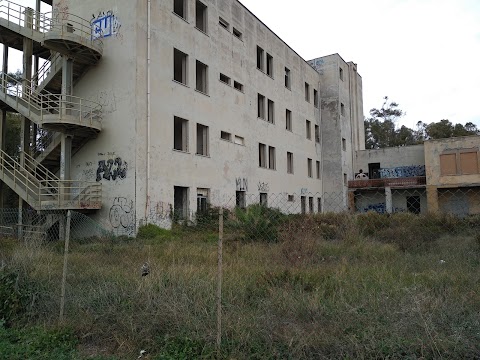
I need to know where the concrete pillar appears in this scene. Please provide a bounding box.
[348,191,355,213]
[18,8,34,238]
[61,56,73,116]
[60,134,72,202]
[426,186,439,213]
[0,46,8,208]
[385,187,393,214]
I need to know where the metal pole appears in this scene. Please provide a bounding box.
[59,210,71,323]
[216,208,223,356]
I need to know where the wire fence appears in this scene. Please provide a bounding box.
[1,187,480,358]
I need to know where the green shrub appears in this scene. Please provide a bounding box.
[229,204,286,242]
[0,269,28,326]
[137,224,172,240]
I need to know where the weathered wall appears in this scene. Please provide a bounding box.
[425,136,480,187]
[355,144,425,175]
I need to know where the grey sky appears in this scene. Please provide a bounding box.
[2,0,480,129]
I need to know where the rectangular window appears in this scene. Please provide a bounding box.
[267,99,274,123]
[287,152,293,174]
[316,161,320,179]
[460,152,479,174]
[317,198,322,213]
[221,131,231,141]
[344,173,347,185]
[309,197,314,214]
[197,188,209,213]
[174,186,189,220]
[233,27,242,39]
[305,82,310,102]
[219,17,229,30]
[260,193,268,206]
[259,143,267,168]
[268,146,276,169]
[173,48,188,85]
[234,135,244,145]
[256,46,264,71]
[196,123,209,156]
[288,195,294,202]
[195,1,207,32]
[286,109,292,131]
[341,103,345,116]
[220,73,231,85]
[257,93,265,119]
[315,125,320,143]
[285,67,291,89]
[308,158,313,178]
[234,81,244,92]
[406,196,421,214]
[196,60,208,94]
[174,116,188,152]
[301,196,306,214]
[306,120,311,140]
[342,138,346,151]
[236,191,246,208]
[173,0,187,19]
[266,53,273,77]
[339,67,344,81]
[440,154,457,175]
[314,89,319,108]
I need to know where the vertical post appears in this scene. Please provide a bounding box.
[59,210,71,324]
[61,56,73,116]
[385,186,393,214]
[0,46,8,208]
[19,8,34,239]
[60,134,72,202]
[216,208,223,357]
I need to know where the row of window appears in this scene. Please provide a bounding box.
[259,144,321,178]
[174,0,208,33]
[219,73,244,92]
[218,16,243,40]
[257,47,319,107]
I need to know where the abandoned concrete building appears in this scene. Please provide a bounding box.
[0,0,366,236]
[349,135,480,216]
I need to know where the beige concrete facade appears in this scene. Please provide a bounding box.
[45,0,365,235]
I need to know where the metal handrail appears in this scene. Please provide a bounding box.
[0,0,103,50]
[30,129,58,156]
[0,149,101,209]
[32,52,62,90]
[0,71,102,128]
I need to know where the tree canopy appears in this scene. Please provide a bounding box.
[364,97,479,149]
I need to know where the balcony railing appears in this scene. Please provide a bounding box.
[348,176,426,189]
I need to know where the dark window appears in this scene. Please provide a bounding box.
[173,48,188,84]
[236,191,246,208]
[174,186,189,220]
[195,1,207,32]
[407,196,421,214]
[173,0,187,19]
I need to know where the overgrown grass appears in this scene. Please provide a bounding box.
[1,212,480,358]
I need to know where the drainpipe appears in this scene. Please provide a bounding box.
[319,80,324,211]
[145,0,151,219]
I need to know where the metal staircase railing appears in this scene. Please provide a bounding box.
[0,71,102,129]
[0,0,103,50]
[32,52,63,91]
[0,149,101,210]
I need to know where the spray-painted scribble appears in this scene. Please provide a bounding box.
[379,165,426,179]
[109,197,135,236]
[96,157,127,182]
[236,178,248,191]
[91,10,121,39]
[257,182,269,192]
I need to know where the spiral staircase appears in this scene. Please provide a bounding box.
[0,0,103,211]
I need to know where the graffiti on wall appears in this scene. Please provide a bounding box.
[91,10,121,39]
[109,197,135,236]
[236,178,248,191]
[379,165,426,179]
[145,200,172,225]
[308,58,324,75]
[257,182,269,192]
[96,157,128,182]
[53,0,69,22]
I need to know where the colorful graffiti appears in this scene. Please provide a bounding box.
[379,165,425,179]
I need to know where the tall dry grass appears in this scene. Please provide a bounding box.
[1,212,480,359]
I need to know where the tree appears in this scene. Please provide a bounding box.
[424,120,479,140]
[364,96,417,148]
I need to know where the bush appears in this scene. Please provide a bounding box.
[137,224,173,240]
[229,204,286,242]
[0,269,28,326]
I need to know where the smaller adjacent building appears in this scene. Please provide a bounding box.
[348,135,480,216]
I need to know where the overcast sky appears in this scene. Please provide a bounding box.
[2,0,479,129]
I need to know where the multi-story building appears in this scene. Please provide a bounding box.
[0,0,365,236]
